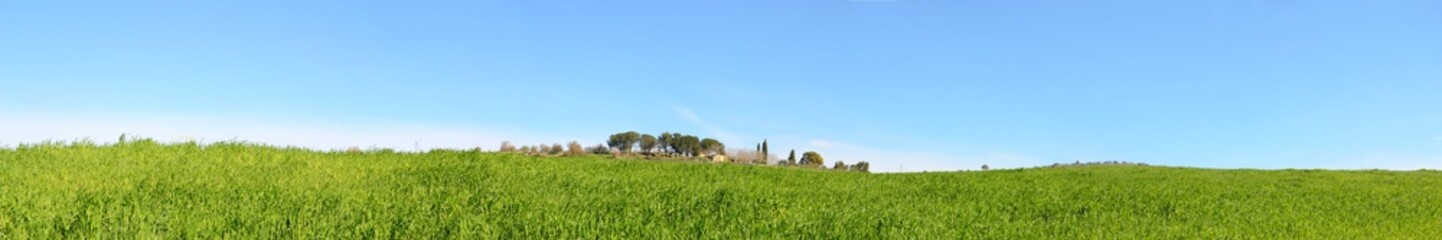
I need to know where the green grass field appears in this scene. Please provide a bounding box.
[2,140,1439,238]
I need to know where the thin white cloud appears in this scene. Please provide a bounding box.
[0,112,579,152]
[671,105,742,144]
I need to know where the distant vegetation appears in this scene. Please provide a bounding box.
[2,139,1439,238]
[501,131,871,173]
[1044,160,1151,168]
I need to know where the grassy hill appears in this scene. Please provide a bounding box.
[2,140,1439,238]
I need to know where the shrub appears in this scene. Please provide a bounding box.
[728,149,764,164]
[833,161,847,171]
[549,143,564,155]
[500,141,517,152]
[589,144,610,155]
[567,141,584,156]
[851,161,871,173]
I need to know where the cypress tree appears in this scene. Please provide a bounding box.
[786,149,796,166]
[762,140,769,162]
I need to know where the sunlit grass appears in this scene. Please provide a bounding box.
[1,139,1439,238]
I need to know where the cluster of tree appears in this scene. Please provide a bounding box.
[500,132,871,173]
[776,150,817,167]
[499,141,585,156]
[726,149,775,165]
[832,161,871,172]
[771,149,870,172]
[606,131,724,157]
[756,140,770,163]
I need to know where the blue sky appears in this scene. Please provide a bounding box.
[3,0,1441,171]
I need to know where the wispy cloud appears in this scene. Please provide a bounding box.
[671,105,742,143]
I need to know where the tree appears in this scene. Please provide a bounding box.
[800,151,824,168]
[755,143,764,164]
[622,131,641,152]
[606,131,642,153]
[658,132,673,155]
[538,144,551,155]
[700,138,724,156]
[639,134,657,153]
[755,143,761,160]
[668,134,686,156]
[834,161,847,171]
[678,135,701,157]
[786,150,796,166]
[670,133,686,155]
[611,133,628,151]
[761,140,769,162]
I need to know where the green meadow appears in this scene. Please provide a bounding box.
[1,140,1439,238]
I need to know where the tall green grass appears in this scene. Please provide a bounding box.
[1,140,1439,238]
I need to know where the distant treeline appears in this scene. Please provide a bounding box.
[498,131,870,173]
